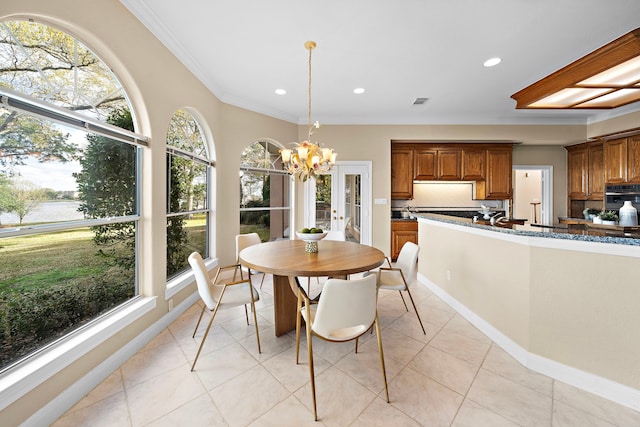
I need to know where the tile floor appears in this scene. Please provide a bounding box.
[53,272,640,426]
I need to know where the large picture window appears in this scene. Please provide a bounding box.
[166,110,210,279]
[240,140,290,241]
[0,20,144,372]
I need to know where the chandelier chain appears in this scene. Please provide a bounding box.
[307,43,313,140]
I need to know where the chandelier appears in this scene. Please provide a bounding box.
[281,41,336,182]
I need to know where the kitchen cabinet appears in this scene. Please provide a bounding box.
[604,137,627,183]
[567,145,588,199]
[603,134,640,184]
[391,220,417,261]
[462,148,485,180]
[627,135,640,183]
[391,141,514,200]
[414,148,461,180]
[565,140,605,217]
[474,147,512,200]
[391,148,414,199]
[588,143,604,199]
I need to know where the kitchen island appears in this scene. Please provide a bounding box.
[413,213,640,412]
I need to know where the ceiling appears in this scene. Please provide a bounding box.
[120,0,640,126]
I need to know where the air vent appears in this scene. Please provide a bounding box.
[412,97,429,105]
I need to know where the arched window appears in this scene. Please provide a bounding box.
[166,109,211,278]
[0,20,146,372]
[240,140,290,241]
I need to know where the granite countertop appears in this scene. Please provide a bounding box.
[414,213,640,246]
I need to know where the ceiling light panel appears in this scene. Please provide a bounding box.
[512,28,640,110]
[577,88,640,108]
[578,56,640,86]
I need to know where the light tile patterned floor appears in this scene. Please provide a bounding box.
[53,272,640,426]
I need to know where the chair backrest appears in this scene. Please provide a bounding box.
[188,252,220,310]
[324,230,346,241]
[236,233,262,262]
[396,241,419,282]
[312,274,377,340]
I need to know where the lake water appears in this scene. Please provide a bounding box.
[0,200,85,226]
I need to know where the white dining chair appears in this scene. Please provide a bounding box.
[188,252,261,371]
[295,274,389,421]
[235,232,267,288]
[368,241,425,334]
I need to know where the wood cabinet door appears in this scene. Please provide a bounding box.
[414,149,437,180]
[587,143,604,199]
[438,149,462,180]
[567,146,588,199]
[627,135,640,183]
[485,148,512,199]
[391,222,418,261]
[462,149,485,180]
[604,137,627,183]
[391,148,414,199]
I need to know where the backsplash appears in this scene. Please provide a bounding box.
[391,182,503,210]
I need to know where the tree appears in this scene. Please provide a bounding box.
[5,177,46,224]
[0,174,11,225]
[0,19,128,172]
[73,108,136,269]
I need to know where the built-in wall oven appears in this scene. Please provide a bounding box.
[605,184,640,211]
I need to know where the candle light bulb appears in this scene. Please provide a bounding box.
[281,149,291,162]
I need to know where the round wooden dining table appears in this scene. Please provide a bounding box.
[239,239,385,336]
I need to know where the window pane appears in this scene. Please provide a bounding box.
[167,213,207,279]
[0,224,136,371]
[239,140,291,241]
[1,107,137,227]
[165,109,210,278]
[166,154,207,214]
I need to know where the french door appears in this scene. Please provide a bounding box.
[304,161,372,245]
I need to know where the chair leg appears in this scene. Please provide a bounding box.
[398,291,409,311]
[374,313,390,403]
[244,305,249,325]
[249,294,261,355]
[191,293,225,371]
[259,273,266,289]
[305,302,318,421]
[192,302,207,338]
[295,290,303,364]
[405,288,426,335]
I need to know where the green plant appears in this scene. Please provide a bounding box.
[599,210,618,221]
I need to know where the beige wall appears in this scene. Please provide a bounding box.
[513,145,568,219]
[2,0,640,424]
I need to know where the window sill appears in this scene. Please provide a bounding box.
[0,296,156,412]
[165,257,219,300]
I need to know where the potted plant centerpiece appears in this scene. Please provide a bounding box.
[583,208,601,221]
[599,210,618,225]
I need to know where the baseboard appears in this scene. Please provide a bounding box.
[417,272,640,413]
[22,292,199,427]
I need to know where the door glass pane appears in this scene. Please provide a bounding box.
[314,174,331,230]
[344,174,361,242]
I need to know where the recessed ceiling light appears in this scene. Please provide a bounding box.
[353,88,365,94]
[483,57,502,67]
[275,88,286,95]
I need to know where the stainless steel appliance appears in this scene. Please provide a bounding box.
[605,184,640,211]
